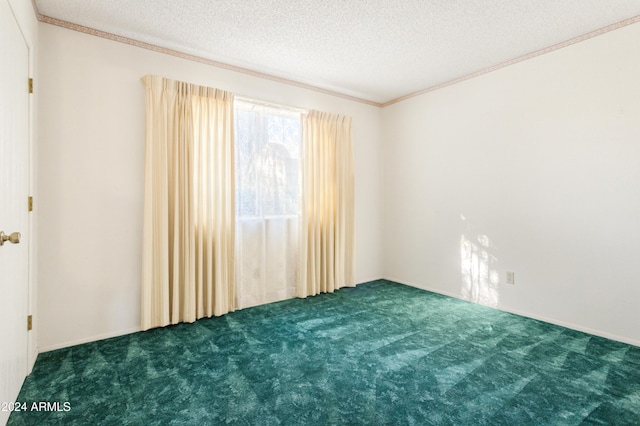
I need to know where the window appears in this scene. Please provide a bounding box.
[235,101,301,218]
[234,100,302,308]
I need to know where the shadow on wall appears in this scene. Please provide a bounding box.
[460,214,500,308]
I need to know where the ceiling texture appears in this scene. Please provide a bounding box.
[33,0,640,106]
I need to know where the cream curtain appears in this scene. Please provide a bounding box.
[141,75,235,331]
[298,110,355,298]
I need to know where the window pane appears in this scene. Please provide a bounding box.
[236,109,259,217]
[234,101,301,310]
[235,104,301,218]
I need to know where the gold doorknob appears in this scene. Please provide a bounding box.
[0,231,21,246]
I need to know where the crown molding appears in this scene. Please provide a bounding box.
[32,4,640,109]
[35,14,383,108]
[382,14,640,107]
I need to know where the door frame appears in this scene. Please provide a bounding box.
[4,0,37,373]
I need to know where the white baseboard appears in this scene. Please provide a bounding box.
[36,283,385,353]
[384,276,461,299]
[383,276,640,348]
[355,277,385,285]
[495,306,640,348]
[37,278,639,353]
[28,348,38,374]
[38,327,141,353]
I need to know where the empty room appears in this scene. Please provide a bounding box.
[2,0,639,424]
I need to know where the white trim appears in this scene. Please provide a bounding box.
[383,276,640,348]
[381,15,640,106]
[35,15,381,107]
[496,306,640,348]
[355,277,386,286]
[38,281,384,352]
[29,347,38,372]
[37,281,381,352]
[37,278,640,353]
[38,327,141,353]
[384,276,462,299]
[32,7,640,108]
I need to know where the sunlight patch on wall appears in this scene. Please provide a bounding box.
[460,214,500,308]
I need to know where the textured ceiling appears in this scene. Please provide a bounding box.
[34,0,640,105]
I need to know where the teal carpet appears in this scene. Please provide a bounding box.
[9,280,640,425]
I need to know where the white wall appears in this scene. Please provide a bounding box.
[39,16,640,351]
[38,23,383,351]
[382,22,640,345]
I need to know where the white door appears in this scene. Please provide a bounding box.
[0,0,31,423]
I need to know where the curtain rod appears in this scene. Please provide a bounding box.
[235,95,307,114]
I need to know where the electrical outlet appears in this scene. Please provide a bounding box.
[506,271,515,285]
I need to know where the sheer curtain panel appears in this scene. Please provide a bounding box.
[141,75,235,331]
[298,110,355,298]
[235,101,301,309]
